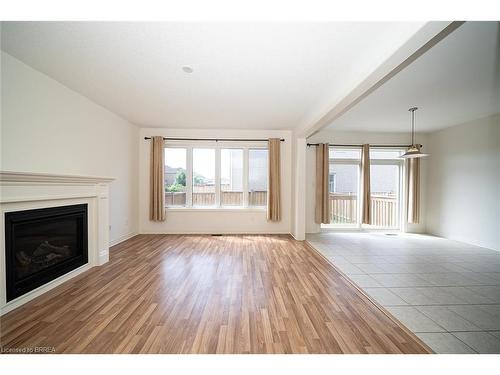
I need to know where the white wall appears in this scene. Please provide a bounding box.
[1,52,139,244]
[426,114,500,251]
[139,128,293,234]
[305,130,428,234]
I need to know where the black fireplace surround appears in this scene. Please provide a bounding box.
[5,204,88,302]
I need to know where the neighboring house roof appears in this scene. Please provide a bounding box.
[165,166,183,174]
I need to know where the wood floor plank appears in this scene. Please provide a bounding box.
[0,234,430,353]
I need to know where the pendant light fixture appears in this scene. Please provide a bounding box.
[401,107,428,159]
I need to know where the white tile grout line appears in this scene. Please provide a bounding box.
[418,332,479,353]
[449,331,500,353]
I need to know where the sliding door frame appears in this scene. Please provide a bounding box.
[321,146,407,232]
[322,148,362,230]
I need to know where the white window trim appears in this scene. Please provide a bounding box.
[164,141,268,211]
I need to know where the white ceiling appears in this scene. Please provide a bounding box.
[1,22,425,130]
[325,21,500,133]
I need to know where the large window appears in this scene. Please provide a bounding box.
[164,148,187,207]
[193,148,216,206]
[164,144,268,209]
[369,149,402,228]
[221,149,243,206]
[248,149,268,207]
[328,148,360,226]
[325,147,403,229]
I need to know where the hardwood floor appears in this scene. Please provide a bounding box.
[0,234,430,353]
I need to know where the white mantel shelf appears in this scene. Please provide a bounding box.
[0,170,114,315]
[0,170,115,184]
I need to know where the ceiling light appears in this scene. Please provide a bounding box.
[401,107,429,159]
[182,65,193,73]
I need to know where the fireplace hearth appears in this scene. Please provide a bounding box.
[5,204,88,301]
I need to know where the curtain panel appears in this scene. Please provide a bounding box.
[150,136,166,222]
[315,143,330,224]
[267,138,281,222]
[407,156,421,224]
[361,144,371,225]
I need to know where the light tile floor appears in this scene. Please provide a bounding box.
[306,232,500,354]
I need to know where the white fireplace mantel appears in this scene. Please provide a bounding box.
[0,170,115,315]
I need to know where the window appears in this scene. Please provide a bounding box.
[328,148,360,225]
[329,174,336,193]
[368,150,402,228]
[330,148,361,159]
[221,149,244,206]
[164,148,187,207]
[192,148,216,206]
[370,149,403,160]
[164,144,268,209]
[322,146,404,229]
[248,149,268,207]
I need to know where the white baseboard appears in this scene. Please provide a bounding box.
[109,231,138,247]
[290,232,305,241]
[139,231,291,236]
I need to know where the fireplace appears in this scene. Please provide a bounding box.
[4,204,88,302]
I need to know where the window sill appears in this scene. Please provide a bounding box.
[165,206,267,213]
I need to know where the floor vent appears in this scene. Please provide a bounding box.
[211,234,223,236]
[385,233,398,236]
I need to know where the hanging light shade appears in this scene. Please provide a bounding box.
[401,107,428,159]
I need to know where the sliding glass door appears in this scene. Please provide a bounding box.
[368,149,403,229]
[322,147,403,230]
[326,148,361,228]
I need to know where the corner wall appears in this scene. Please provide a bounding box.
[426,114,500,251]
[1,52,139,245]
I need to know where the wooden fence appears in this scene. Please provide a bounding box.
[248,191,267,206]
[165,190,267,207]
[329,192,398,227]
[165,192,186,206]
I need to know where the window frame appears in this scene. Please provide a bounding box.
[163,140,268,211]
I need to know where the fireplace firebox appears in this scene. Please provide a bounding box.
[4,204,88,302]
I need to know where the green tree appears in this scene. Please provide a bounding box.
[175,170,186,186]
[166,183,184,192]
[194,174,204,185]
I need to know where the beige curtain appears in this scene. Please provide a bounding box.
[315,143,330,224]
[150,136,166,221]
[407,157,421,224]
[361,144,371,225]
[267,138,281,222]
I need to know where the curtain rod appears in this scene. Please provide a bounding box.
[307,143,422,148]
[144,137,285,142]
